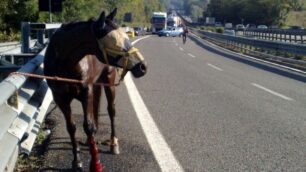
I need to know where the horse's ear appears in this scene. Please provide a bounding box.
[106,8,117,21]
[96,11,105,28]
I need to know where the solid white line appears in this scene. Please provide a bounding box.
[179,47,184,51]
[251,83,294,101]
[207,63,223,71]
[188,53,196,58]
[132,35,151,45]
[130,38,184,171]
[125,74,184,172]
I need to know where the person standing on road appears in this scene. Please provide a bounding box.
[182,25,189,44]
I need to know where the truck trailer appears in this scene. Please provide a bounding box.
[151,12,167,33]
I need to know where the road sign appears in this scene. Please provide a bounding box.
[39,0,63,12]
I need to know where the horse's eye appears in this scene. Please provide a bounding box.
[124,39,132,49]
[122,48,128,52]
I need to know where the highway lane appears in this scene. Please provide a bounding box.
[41,35,306,171]
[133,35,306,171]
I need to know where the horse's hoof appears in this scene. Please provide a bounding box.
[90,161,103,172]
[72,161,83,172]
[110,144,120,155]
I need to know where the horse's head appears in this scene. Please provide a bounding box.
[93,9,147,78]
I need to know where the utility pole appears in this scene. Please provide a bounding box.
[49,0,52,22]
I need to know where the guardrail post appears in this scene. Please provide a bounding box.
[47,29,56,41]
[21,22,30,53]
[37,30,45,45]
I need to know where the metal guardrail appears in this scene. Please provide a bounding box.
[190,28,306,67]
[192,28,306,55]
[245,28,306,35]
[0,42,21,54]
[0,22,61,172]
[1,23,61,79]
[243,28,306,44]
[0,48,53,172]
[0,42,20,48]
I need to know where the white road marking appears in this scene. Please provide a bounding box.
[251,83,294,101]
[179,47,184,51]
[132,35,151,45]
[125,74,184,172]
[207,63,223,71]
[188,53,196,58]
[175,43,178,46]
[130,38,184,172]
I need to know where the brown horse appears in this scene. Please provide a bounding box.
[44,8,147,172]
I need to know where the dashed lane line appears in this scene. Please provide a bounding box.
[188,53,196,58]
[207,63,223,71]
[251,83,294,101]
[179,47,184,51]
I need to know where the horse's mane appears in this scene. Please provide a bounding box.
[105,19,119,29]
[60,19,94,31]
[60,18,118,31]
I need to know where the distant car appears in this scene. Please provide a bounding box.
[215,22,222,27]
[133,27,146,36]
[235,24,245,31]
[225,23,233,29]
[223,29,236,36]
[257,25,268,29]
[290,26,304,30]
[246,24,256,29]
[269,25,279,29]
[158,27,183,37]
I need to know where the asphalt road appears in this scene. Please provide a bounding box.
[41,34,306,171]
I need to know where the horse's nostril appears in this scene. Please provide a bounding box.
[139,62,147,73]
[131,61,147,78]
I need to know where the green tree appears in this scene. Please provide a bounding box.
[206,0,292,25]
[288,0,304,11]
[4,0,38,32]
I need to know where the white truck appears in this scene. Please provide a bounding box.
[151,12,167,33]
[167,14,182,28]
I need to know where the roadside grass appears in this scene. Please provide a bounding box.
[0,31,20,42]
[14,117,55,172]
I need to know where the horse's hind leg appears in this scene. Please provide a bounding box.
[53,95,82,171]
[104,84,120,154]
[81,85,102,172]
[93,85,101,130]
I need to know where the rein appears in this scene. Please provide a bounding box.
[9,48,140,87]
[9,71,122,87]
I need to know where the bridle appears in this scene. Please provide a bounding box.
[101,46,140,82]
[91,21,140,83]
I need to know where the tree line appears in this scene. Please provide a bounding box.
[171,0,304,26]
[0,0,168,37]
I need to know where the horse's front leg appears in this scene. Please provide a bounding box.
[82,85,103,172]
[53,95,82,171]
[104,85,120,155]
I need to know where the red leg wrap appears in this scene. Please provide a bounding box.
[88,137,103,172]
